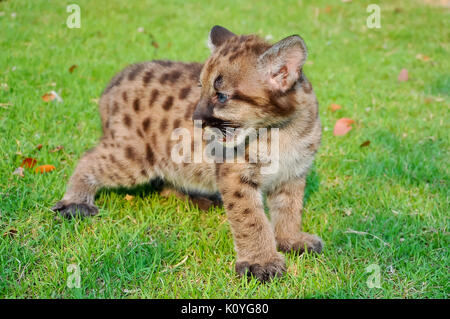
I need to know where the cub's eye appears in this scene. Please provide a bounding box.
[217,92,228,103]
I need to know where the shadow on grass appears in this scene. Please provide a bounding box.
[95,178,165,201]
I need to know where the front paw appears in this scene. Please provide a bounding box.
[51,201,98,218]
[277,232,323,254]
[235,253,286,282]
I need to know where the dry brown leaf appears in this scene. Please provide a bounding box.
[36,144,43,150]
[333,118,354,136]
[151,41,159,49]
[398,68,409,82]
[21,157,37,168]
[69,65,78,73]
[360,140,371,147]
[329,103,342,112]
[50,145,64,153]
[3,228,18,238]
[35,165,56,173]
[125,194,135,201]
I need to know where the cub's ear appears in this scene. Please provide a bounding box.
[258,35,308,93]
[208,25,236,53]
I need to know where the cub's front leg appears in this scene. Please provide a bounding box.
[217,164,285,282]
[267,177,323,254]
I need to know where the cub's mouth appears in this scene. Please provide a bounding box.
[202,119,255,148]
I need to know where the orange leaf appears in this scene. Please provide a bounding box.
[36,144,43,150]
[35,165,55,173]
[42,92,56,102]
[329,103,342,112]
[360,140,371,147]
[125,194,135,201]
[21,157,37,168]
[398,68,408,82]
[333,118,354,136]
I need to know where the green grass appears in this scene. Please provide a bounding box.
[0,0,448,298]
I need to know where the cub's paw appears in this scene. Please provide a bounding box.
[51,201,98,218]
[235,254,286,283]
[277,232,323,255]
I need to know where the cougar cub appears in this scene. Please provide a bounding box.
[52,26,323,282]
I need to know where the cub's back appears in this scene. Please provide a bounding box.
[98,60,203,139]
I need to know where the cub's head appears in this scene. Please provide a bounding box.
[193,25,309,138]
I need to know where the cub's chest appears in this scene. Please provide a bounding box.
[260,132,316,192]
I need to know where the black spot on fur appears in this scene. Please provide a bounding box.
[128,64,143,81]
[149,89,159,107]
[173,119,181,129]
[125,146,136,160]
[234,191,244,198]
[179,86,191,100]
[123,114,132,127]
[162,96,174,111]
[143,71,154,85]
[133,98,140,112]
[142,117,151,132]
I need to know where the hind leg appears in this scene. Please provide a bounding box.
[160,186,222,211]
[52,140,153,218]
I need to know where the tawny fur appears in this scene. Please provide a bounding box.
[52,26,323,282]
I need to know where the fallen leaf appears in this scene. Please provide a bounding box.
[333,118,355,136]
[398,68,408,82]
[329,103,342,112]
[68,64,78,73]
[36,144,43,150]
[35,165,56,173]
[21,157,37,168]
[415,53,431,62]
[151,40,159,49]
[42,91,63,103]
[12,167,24,177]
[125,194,135,201]
[3,228,18,238]
[360,140,371,147]
[49,145,64,153]
[42,92,55,102]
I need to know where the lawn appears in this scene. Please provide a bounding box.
[0,0,448,298]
